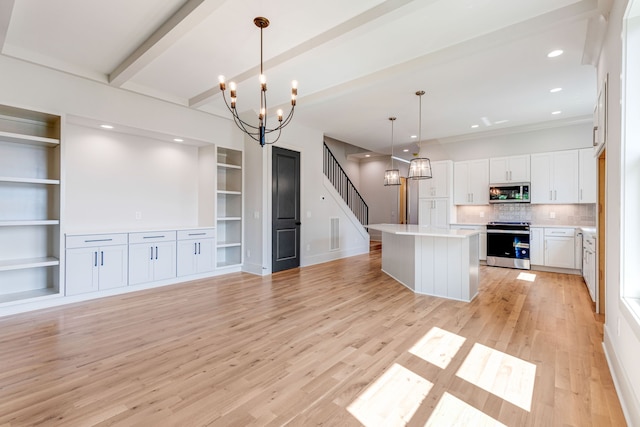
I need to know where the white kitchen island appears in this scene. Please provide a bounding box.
[367,224,480,302]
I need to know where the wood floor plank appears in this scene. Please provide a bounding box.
[0,250,627,426]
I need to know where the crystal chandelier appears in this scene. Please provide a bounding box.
[218,17,297,146]
[408,90,432,179]
[384,117,401,186]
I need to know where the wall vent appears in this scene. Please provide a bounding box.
[330,217,340,251]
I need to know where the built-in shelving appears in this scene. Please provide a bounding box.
[0,104,62,305]
[216,147,242,268]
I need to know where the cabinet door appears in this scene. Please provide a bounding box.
[98,245,128,290]
[544,237,575,268]
[129,244,154,285]
[66,248,99,295]
[177,240,198,277]
[508,155,531,182]
[419,162,450,198]
[418,199,433,226]
[489,157,510,183]
[552,150,579,203]
[468,159,489,204]
[196,238,216,273]
[153,241,177,281]
[433,199,449,228]
[530,153,552,203]
[529,228,544,265]
[579,148,597,203]
[453,162,470,205]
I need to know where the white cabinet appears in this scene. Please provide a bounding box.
[65,234,128,295]
[450,225,487,260]
[217,147,242,268]
[489,155,530,184]
[177,228,216,277]
[454,159,489,205]
[419,161,452,198]
[579,148,597,203]
[583,236,596,301]
[543,228,576,269]
[529,227,544,265]
[0,104,62,304]
[531,150,579,204]
[418,199,449,228]
[129,231,177,285]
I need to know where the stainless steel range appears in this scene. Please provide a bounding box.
[486,221,531,270]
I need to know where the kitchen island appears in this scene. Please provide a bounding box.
[367,224,480,302]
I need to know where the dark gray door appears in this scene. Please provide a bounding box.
[272,147,301,272]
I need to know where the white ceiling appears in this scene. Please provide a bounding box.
[0,0,609,157]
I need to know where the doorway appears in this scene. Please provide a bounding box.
[272,147,301,272]
[597,149,606,315]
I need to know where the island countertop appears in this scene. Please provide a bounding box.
[366,224,480,238]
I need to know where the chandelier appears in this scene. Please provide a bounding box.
[218,17,297,146]
[384,117,401,186]
[407,90,433,179]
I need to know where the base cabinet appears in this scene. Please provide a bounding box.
[129,231,177,285]
[65,234,128,295]
[177,229,216,276]
[543,228,576,269]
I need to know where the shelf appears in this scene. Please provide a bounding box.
[0,288,60,305]
[217,242,241,248]
[0,257,59,272]
[217,190,241,195]
[217,217,241,221]
[0,130,60,147]
[0,220,60,227]
[217,162,242,170]
[0,176,60,185]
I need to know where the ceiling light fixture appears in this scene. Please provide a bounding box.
[547,49,564,58]
[173,138,184,142]
[550,87,563,93]
[218,17,297,147]
[552,110,562,115]
[471,124,480,128]
[407,91,432,180]
[100,124,113,129]
[384,117,401,186]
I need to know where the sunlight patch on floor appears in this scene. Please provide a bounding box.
[424,392,508,427]
[517,272,536,282]
[409,326,466,369]
[456,343,536,411]
[347,363,433,426]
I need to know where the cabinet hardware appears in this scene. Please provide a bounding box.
[150,247,153,260]
[143,235,165,239]
[194,242,197,255]
[549,190,552,200]
[198,242,201,255]
[94,251,98,267]
[85,238,113,243]
[188,233,206,236]
[155,246,158,260]
[592,126,598,147]
[101,251,104,266]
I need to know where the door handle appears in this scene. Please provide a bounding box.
[295,221,302,226]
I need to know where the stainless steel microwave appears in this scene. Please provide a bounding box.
[489,183,530,203]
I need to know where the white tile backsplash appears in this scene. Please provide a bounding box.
[456,203,595,226]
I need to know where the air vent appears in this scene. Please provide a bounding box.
[330,217,340,250]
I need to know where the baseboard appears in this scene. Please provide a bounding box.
[603,327,639,426]
[302,245,370,267]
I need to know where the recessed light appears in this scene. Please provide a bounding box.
[551,110,562,115]
[403,149,409,152]
[471,124,480,128]
[173,138,184,142]
[100,124,114,129]
[365,154,371,158]
[550,87,563,93]
[547,49,563,58]
[410,135,417,139]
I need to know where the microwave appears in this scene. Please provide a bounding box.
[489,183,530,203]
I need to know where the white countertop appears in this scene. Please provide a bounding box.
[366,224,480,238]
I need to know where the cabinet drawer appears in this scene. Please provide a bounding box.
[129,230,176,244]
[66,233,128,248]
[544,228,574,237]
[177,228,216,240]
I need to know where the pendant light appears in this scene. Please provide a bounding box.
[384,117,401,186]
[408,90,432,179]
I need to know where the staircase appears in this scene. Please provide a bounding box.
[323,143,368,226]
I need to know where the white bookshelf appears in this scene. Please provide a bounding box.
[0,104,62,305]
[216,147,242,268]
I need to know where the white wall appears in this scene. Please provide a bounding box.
[599,0,640,425]
[65,125,199,232]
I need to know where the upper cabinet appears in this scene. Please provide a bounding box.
[419,160,452,198]
[579,148,597,204]
[489,155,530,184]
[454,159,489,205]
[531,150,579,204]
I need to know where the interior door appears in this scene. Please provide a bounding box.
[272,147,301,272]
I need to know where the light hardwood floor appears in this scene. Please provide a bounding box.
[0,247,626,426]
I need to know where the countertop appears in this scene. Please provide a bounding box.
[366,224,480,238]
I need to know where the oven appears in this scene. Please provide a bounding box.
[486,221,531,270]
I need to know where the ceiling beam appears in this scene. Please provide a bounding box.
[0,0,16,53]
[188,0,424,108]
[109,0,226,87]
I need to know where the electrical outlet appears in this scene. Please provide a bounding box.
[135,211,142,220]
[479,211,485,218]
[246,249,251,258]
[549,211,556,219]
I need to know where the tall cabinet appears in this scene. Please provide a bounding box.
[216,147,243,268]
[0,104,62,304]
